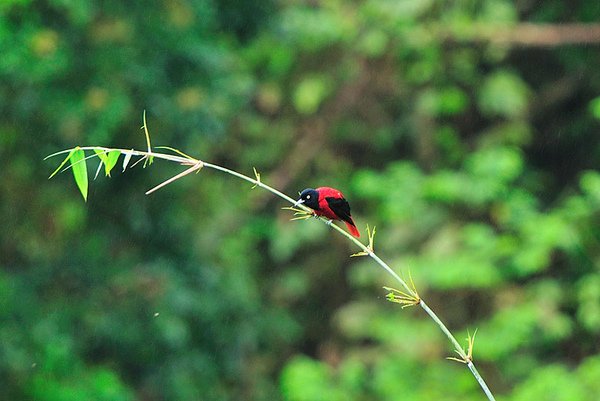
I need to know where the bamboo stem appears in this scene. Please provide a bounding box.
[48,146,497,400]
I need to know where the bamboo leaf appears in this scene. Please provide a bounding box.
[104,150,120,176]
[122,149,133,171]
[155,146,197,161]
[142,110,153,167]
[94,160,103,180]
[145,162,203,195]
[48,149,75,179]
[94,148,109,164]
[94,149,121,176]
[70,148,89,201]
[93,149,107,178]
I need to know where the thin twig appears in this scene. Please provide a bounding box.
[145,161,203,195]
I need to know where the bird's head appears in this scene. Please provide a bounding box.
[294,188,319,210]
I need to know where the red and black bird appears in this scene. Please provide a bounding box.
[294,187,360,237]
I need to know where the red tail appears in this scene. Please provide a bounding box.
[345,221,360,238]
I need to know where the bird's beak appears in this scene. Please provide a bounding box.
[293,198,304,207]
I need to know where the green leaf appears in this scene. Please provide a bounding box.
[93,149,107,179]
[48,149,75,179]
[93,148,109,164]
[155,146,197,161]
[104,150,120,176]
[142,110,153,167]
[93,149,121,176]
[70,148,89,201]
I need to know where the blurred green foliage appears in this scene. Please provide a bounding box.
[2,0,600,400]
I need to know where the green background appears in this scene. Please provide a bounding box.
[2,0,600,400]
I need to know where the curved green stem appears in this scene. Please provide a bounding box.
[202,161,496,401]
[47,146,496,401]
[468,362,496,401]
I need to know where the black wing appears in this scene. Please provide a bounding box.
[325,196,353,223]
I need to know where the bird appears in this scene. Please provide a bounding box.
[294,187,360,237]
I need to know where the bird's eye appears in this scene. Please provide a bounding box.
[306,195,310,199]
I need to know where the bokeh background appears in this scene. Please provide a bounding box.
[2,1,600,400]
